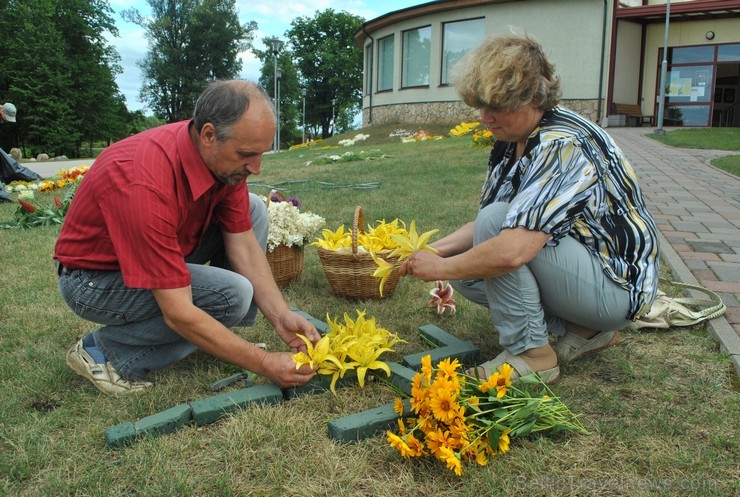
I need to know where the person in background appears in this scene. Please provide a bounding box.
[55,80,319,396]
[1,102,17,123]
[401,33,659,382]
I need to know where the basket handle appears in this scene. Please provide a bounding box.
[351,206,365,256]
[266,189,286,207]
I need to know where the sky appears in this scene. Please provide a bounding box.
[106,0,430,113]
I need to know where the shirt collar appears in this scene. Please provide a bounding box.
[178,121,217,200]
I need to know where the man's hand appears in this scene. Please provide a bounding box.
[274,311,321,353]
[259,351,316,387]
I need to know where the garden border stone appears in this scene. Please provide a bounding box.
[104,310,476,448]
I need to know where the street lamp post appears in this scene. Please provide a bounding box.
[276,67,282,150]
[655,0,671,135]
[331,98,336,136]
[270,38,283,151]
[301,88,307,144]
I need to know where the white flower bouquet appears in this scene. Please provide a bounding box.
[265,193,325,252]
[262,191,325,287]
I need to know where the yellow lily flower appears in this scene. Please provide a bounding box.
[449,121,480,137]
[358,233,388,253]
[312,225,351,251]
[347,338,393,387]
[292,334,343,371]
[297,310,403,395]
[371,252,396,297]
[388,220,439,261]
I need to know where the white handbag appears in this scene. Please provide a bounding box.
[627,279,726,331]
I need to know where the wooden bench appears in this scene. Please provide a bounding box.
[613,103,654,127]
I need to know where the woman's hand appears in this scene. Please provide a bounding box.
[400,251,444,281]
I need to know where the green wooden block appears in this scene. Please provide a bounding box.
[418,324,466,347]
[284,370,357,399]
[134,403,192,438]
[190,383,284,426]
[402,341,479,370]
[105,421,137,449]
[327,399,411,442]
[371,361,416,396]
[289,307,329,334]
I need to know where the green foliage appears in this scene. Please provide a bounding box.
[0,184,75,229]
[129,111,167,135]
[286,9,365,138]
[125,0,256,122]
[0,0,130,157]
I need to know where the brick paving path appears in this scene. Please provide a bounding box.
[607,127,740,374]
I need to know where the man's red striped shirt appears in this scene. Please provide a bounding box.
[54,121,252,289]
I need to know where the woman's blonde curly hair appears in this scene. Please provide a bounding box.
[453,33,561,112]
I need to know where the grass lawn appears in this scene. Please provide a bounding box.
[1,124,738,496]
[646,127,740,176]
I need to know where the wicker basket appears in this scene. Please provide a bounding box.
[266,243,305,288]
[317,206,401,300]
[265,191,305,288]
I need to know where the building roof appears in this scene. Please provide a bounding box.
[354,0,740,47]
[353,0,520,47]
[616,0,740,23]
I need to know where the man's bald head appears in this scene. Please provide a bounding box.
[193,80,276,142]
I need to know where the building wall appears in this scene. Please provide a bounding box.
[361,0,612,126]
[612,20,644,109]
[362,99,603,127]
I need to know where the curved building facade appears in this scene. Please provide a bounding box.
[355,0,740,128]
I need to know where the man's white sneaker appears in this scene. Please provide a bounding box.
[66,339,153,396]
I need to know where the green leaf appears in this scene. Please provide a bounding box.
[487,427,501,451]
[517,373,542,385]
[492,408,509,418]
[511,418,537,436]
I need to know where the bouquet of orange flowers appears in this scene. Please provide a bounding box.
[387,355,586,475]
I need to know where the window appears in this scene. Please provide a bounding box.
[665,65,714,104]
[664,105,712,127]
[659,64,714,126]
[718,43,740,62]
[402,26,431,88]
[441,18,485,85]
[364,44,373,95]
[666,46,714,64]
[378,35,394,92]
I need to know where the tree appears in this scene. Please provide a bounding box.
[57,0,130,153]
[0,0,127,157]
[286,9,364,138]
[124,0,256,122]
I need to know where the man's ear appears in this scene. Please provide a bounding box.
[200,123,218,145]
